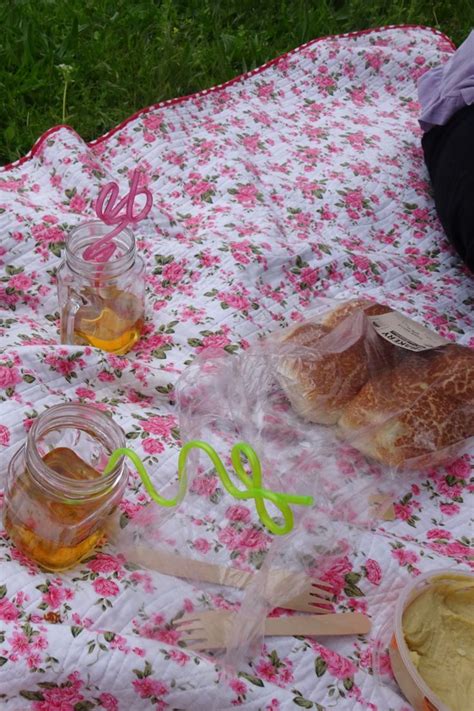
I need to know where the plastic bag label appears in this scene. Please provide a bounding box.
[368,311,448,351]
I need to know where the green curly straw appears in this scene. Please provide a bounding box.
[103,440,313,535]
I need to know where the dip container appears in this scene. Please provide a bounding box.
[389,567,474,711]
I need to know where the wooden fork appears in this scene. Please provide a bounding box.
[120,544,335,613]
[176,610,371,651]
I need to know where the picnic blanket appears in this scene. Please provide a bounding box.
[0,24,472,710]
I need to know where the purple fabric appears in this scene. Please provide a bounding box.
[418,30,474,131]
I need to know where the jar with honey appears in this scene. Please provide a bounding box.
[3,403,128,571]
[57,221,145,354]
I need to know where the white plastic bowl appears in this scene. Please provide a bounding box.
[389,567,474,711]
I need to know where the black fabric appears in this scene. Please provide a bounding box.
[422,103,474,272]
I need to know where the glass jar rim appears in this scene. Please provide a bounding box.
[25,403,126,500]
[65,220,137,279]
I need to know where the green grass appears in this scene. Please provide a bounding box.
[0,0,473,165]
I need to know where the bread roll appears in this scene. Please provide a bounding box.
[338,345,474,467]
[276,300,395,424]
[424,344,474,400]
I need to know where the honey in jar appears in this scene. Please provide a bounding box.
[67,286,144,354]
[3,403,128,571]
[57,221,145,355]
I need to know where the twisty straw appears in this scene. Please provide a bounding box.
[103,440,314,536]
[83,168,153,262]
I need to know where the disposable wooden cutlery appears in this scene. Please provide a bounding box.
[121,544,335,613]
[176,610,371,651]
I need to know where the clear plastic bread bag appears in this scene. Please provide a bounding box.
[105,297,473,704]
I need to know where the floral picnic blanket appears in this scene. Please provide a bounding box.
[0,24,472,711]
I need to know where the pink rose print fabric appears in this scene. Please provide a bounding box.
[0,24,472,710]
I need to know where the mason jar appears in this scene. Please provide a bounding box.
[3,403,128,571]
[57,221,145,354]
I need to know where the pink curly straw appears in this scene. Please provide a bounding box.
[83,168,153,262]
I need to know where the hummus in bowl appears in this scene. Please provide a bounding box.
[389,569,474,711]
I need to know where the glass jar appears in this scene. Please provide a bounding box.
[3,403,128,571]
[57,221,145,354]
